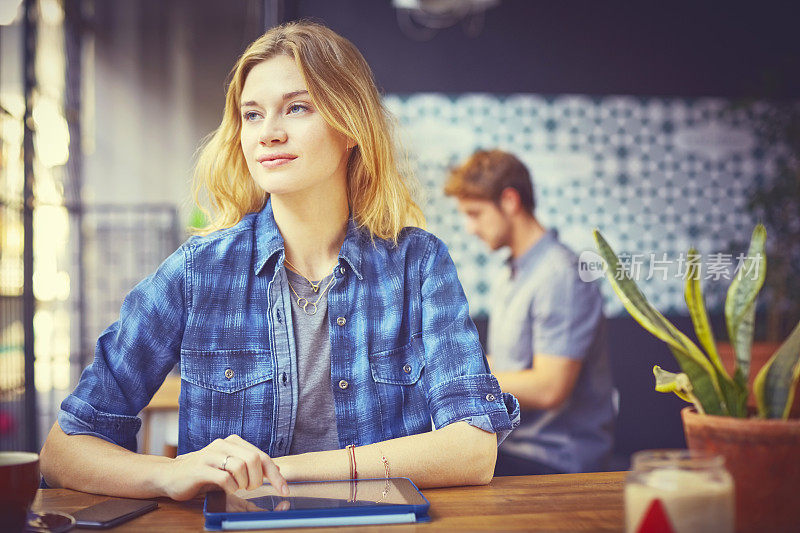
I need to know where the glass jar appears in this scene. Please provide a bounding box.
[625,449,734,533]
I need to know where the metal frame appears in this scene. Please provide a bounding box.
[22,0,39,453]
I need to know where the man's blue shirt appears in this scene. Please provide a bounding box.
[488,230,614,473]
[59,200,520,455]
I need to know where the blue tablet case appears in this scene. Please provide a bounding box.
[203,478,430,530]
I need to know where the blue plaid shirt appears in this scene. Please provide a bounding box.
[59,200,520,456]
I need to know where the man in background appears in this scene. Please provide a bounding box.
[445,149,614,475]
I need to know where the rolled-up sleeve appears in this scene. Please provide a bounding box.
[420,236,520,444]
[58,245,187,451]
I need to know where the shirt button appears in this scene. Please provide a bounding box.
[336,316,346,326]
[339,266,346,275]
[402,364,412,374]
[338,379,349,390]
[224,368,234,379]
[485,393,496,402]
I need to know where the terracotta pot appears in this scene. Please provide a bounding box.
[682,407,800,532]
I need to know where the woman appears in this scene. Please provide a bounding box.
[40,21,519,501]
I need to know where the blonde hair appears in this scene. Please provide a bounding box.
[193,20,425,242]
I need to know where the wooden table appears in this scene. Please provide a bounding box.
[31,472,625,531]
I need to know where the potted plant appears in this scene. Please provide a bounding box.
[593,225,800,533]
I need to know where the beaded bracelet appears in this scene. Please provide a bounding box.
[376,449,391,503]
[380,451,390,479]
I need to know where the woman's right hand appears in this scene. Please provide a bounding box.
[156,434,289,501]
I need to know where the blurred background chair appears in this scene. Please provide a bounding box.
[140,375,181,457]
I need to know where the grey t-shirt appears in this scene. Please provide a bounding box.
[488,230,614,473]
[285,267,340,454]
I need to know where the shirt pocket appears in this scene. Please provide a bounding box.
[180,349,274,452]
[368,334,429,439]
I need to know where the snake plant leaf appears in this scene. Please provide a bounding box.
[725,224,767,380]
[665,345,727,415]
[733,304,755,392]
[685,250,726,376]
[685,252,748,417]
[593,230,726,415]
[728,366,748,417]
[653,365,694,404]
[754,318,800,419]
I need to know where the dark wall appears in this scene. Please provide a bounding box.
[291,0,800,98]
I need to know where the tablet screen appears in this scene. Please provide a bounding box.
[206,478,427,514]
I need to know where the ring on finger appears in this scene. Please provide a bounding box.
[222,455,232,471]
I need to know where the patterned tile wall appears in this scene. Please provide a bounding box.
[385,94,781,317]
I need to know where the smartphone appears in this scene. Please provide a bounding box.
[71,498,158,529]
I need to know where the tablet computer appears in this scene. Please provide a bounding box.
[203,478,430,530]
